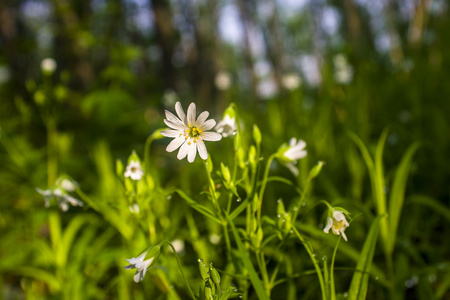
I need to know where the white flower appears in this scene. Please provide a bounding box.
[41,58,57,74]
[215,114,237,138]
[215,71,231,90]
[36,185,83,212]
[282,73,302,90]
[278,138,307,176]
[124,160,144,180]
[124,252,155,283]
[161,102,222,163]
[333,54,353,84]
[323,209,350,242]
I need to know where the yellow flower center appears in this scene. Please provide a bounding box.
[333,219,345,230]
[186,123,202,139]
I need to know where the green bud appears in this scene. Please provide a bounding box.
[206,157,213,174]
[309,161,324,179]
[209,263,221,285]
[204,279,213,299]
[252,193,259,212]
[248,146,257,169]
[221,163,231,185]
[54,85,67,102]
[198,259,209,281]
[34,90,46,105]
[277,199,286,216]
[236,148,246,169]
[116,159,124,177]
[146,245,161,260]
[253,124,262,145]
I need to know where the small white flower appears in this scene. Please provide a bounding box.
[323,209,350,242]
[124,252,154,283]
[41,58,57,74]
[124,247,160,283]
[215,115,237,138]
[36,182,83,212]
[282,73,302,90]
[333,54,353,84]
[209,234,221,245]
[161,102,222,163]
[129,203,140,214]
[124,160,144,180]
[278,138,307,176]
[215,71,231,90]
[169,239,185,254]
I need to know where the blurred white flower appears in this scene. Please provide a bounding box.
[124,160,144,180]
[129,203,140,214]
[41,58,57,74]
[0,65,10,84]
[277,138,307,176]
[161,102,222,163]
[215,115,237,138]
[215,71,231,90]
[169,239,185,253]
[209,234,221,245]
[282,73,302,90]
[323,209,350,242]
[333,54,353,84]
[36,177,83,212]
[124,249,159,283]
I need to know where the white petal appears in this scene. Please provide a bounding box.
[187,142,197,163]
[65,195,83,206]
[197,139,208,160]
[323,217,332,233]
[201,119,216,131]
[286,163,299,176]
[165,110,182,124]
[161,129,182,138]
[289,138,297,147]
[177,141,190,160]
[341,230,348,242]
[166,136,186,152]
[187,103,196,125]
[294,139,306,150]
[175,102,186,123]
[333,210,346,221]
[134,270,144,282]
[196,111,209,124]
[201,131,222,141]
[164,119,186,131]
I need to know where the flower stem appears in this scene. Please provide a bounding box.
[257,154,276,226]
[161,241,196,300]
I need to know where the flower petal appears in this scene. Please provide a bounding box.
[196,111,209,125]
[165,110,182,124]
[177,140,190,160]
[161,129,182,138]
[323,217,332,233]
[187,103,196,125]
[201,119,216,131]
[201,132,222,141]
[341,230,348,242]
[286,163,299,176]
[166,136,185,152]
[187,142,197,163]
[164,119,186,131]
[175,102,186,123]
[197,139,208,160]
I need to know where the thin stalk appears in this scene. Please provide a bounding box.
[292,227,326,300]
[161,241,196,300]
[257,154,276,226]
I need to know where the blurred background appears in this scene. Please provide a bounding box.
[1,0,450,299]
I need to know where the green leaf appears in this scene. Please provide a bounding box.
[227,216,270,300]
[175,189,222,224]
[387,142,420,255]
[348,214,385,300]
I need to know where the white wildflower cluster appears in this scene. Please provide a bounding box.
[323,208,350,242]
[36,176,83,212]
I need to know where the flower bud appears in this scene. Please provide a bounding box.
[198,259,209,281]
[209,263,221,285]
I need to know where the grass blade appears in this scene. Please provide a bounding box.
[387,142,420,254]
[227,216,270,300]
[348,214,385,300]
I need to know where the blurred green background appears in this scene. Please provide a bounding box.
[1,0,450,299]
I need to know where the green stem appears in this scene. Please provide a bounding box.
[292,227,326,300]
[330,237,341,300]
[257,154,276,226]
[161,241,196,300]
